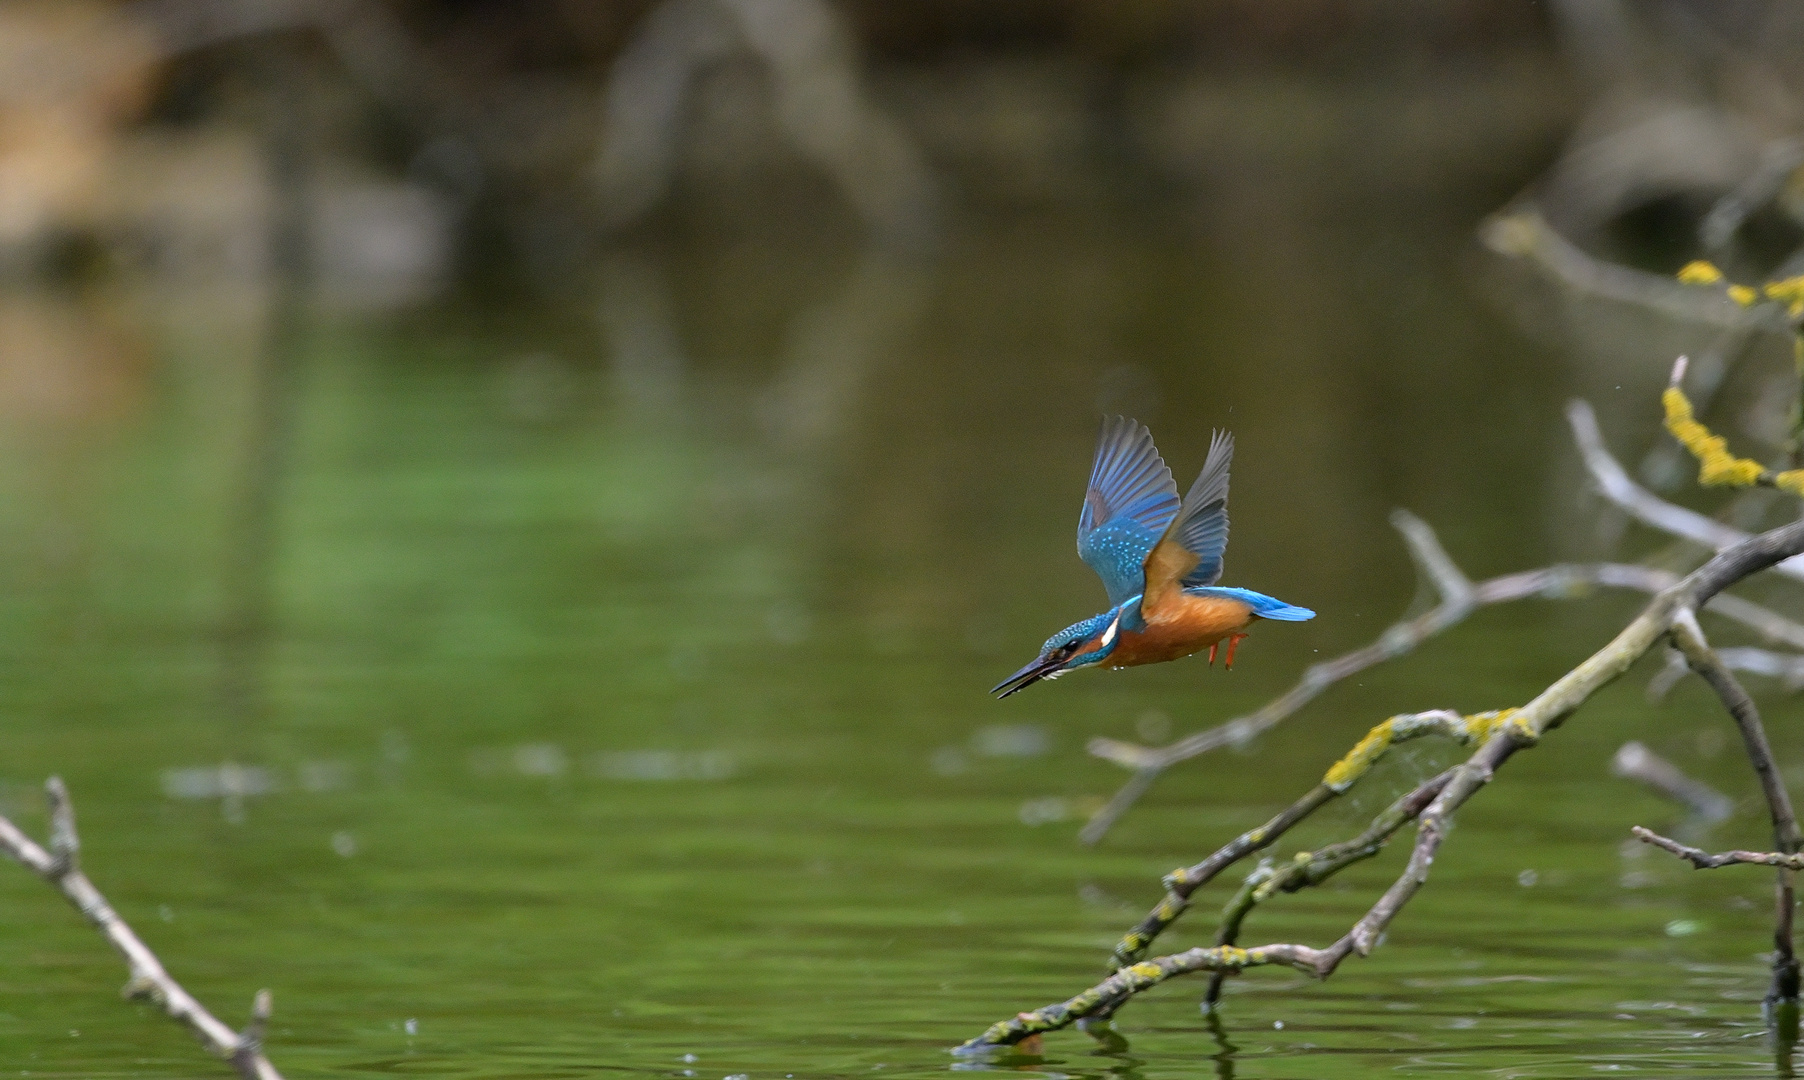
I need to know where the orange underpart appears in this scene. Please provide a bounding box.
[1109,595,1253,669]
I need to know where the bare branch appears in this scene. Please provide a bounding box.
[1106,710,1503,970]
[1610,740,1734,822]
[1201,769,1456,1009]
[1103,784,1334,970]
[1634,826,1804,870]
[961,508,1804,1049]
[1714,647,1804,689]
[1390,508,1474,611]
[0,778,284,1079]
[1481,205,1780,329]
[1670,608,1803,1002]
[1671,610,1803,853]
[1701,139,1804,254]
[1082,510,1804,843]
[1568,398,1804,581]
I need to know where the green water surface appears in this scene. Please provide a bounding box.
[1,206,1801,1079]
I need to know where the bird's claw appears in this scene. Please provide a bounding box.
[1223,632,1248,670]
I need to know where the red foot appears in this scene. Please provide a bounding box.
[1223,632,1249,670]
[1207,641,1219,667]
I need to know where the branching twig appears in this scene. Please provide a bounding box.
[1568,398,1804,582]
[1199,768,1457,1009]
[0,778,284,1080]
[1671,612,1803,851]
[1670,609,1803,1002]
[1081,508,1804,843]
[1647,646,1804,699]
[1104,709,1508,971]
[1634,826,1804,870]
[958,507,1804,1049]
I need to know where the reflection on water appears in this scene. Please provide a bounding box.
[2,201,1804,1079]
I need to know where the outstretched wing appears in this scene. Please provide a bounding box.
[1141,430,1233,615]
[1076,417,1180,606]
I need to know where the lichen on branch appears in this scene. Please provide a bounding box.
[1662,358,1804,494]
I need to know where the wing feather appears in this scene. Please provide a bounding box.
[1076,417,1179,606]
[1142,430,1233,614]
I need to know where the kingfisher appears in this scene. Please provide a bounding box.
[992,417,1314,698]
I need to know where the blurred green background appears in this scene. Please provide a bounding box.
[4,1,1804,1076]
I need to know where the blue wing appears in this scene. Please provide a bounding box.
[1076,417,1179,607]
[1141,429,1233,613]
[1188,586,1315,621]
[1177,430,1233,588]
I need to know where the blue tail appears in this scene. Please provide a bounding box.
[1188,586,1315,622]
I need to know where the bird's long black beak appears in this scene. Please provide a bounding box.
[992,655,1064,698]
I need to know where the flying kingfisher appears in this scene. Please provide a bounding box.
[992,417,1314,698]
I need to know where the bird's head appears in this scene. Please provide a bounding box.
[992,609,1123,698]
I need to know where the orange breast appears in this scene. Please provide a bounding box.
[1106,594,1252,668]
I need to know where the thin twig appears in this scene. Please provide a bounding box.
[1568,398,1804,581]
[1480,204,1782,329]
[1104,783,1335,971]
[1671,609,1803,1002]
[958,512,1804,1049]
[1610,740,1734,822]
[0,778,283,1080]
[1671,612,1803,851]
[1634,826,1804,870]
[1700,139,1804,254]
[1081,511,1804,843]
[1646,646,1804,700]
[1106,710,1496,971]
[1200,768,1456,1009]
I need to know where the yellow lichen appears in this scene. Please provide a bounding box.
[1323,710,1526,793]
[1677,260,1724,284]
[1728,284,1760,306]
[1322,717,1395,792]
[1766,276,1804,318]
[1460,707,1533,743]
[1663,387,1768,486]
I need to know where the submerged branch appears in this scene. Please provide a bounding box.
[0,778,284,1080]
